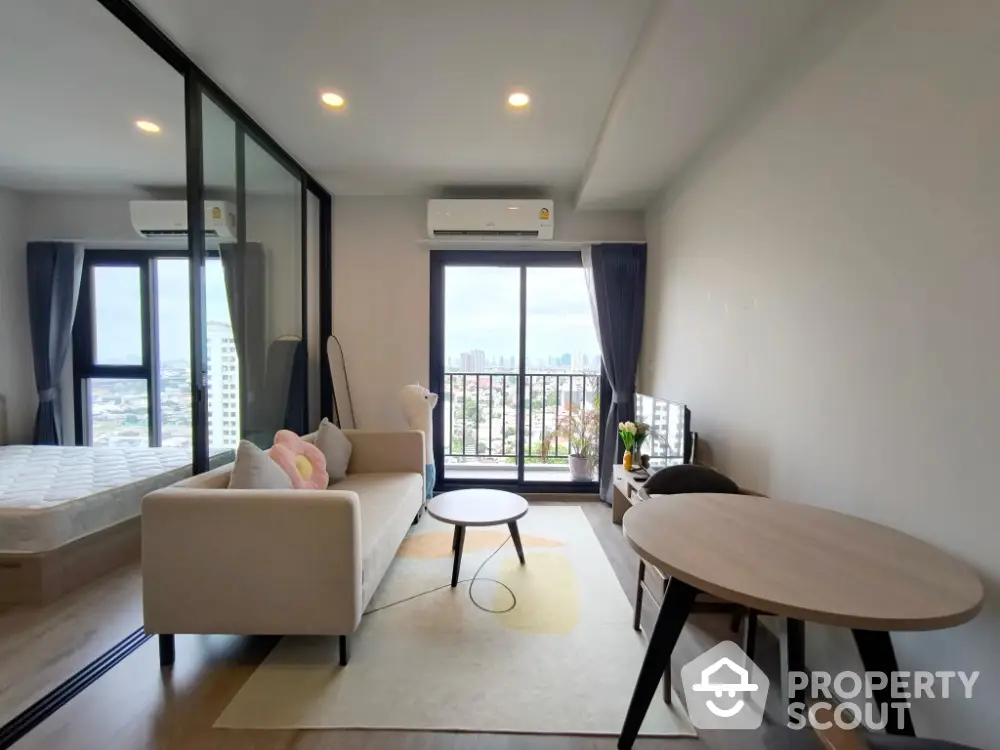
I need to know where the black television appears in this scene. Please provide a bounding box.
[634,393,693,467]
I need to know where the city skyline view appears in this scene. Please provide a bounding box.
[444,266,601,369]
[89,260,605,479]
[91,258,232,365]
[88,258,240,452]
[446,349,601,372]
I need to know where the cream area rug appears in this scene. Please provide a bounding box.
[215,505,696,737]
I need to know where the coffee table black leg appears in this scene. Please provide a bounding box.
[508,521,525,564]
[618,576,699,750]
[853,629,915,736]
[780,617,806,708]
[451,525,466,587]
[452,525,460,552]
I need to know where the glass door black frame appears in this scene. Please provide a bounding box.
[429,250,608,494]
[95,0,334,474]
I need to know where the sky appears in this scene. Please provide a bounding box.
[93,262,601,367]
[444,266,600,364]
[93,259,232,365]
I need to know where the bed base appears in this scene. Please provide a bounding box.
[0,517,140,605]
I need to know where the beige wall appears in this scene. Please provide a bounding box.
[0,188,35,443]
[334,196,643,429]
[642,1,999,744]
[22,190,159,242]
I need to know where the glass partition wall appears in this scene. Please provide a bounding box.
[192,88,317,472]
[0,1,331,738]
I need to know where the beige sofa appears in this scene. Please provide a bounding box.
[142,430,424,667]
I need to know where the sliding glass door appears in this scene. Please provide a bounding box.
[441,264,521,481]
[190,88,314,470]
[430,251,604,492]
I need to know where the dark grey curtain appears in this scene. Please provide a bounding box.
[26,242,84,445]
[590,243,647,503]
[219,241,267,437]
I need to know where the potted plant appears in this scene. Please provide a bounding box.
[618,421,637,471]
[555,401,599,482]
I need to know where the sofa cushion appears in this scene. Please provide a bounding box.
[330,472,423,606]
[316,418,353,481]
[228,440,294,490]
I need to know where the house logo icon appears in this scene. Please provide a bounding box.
[681,641,769,730]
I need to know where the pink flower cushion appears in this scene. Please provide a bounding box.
[269,430,329,490]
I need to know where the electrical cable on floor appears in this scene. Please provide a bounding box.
[363,535,517,616]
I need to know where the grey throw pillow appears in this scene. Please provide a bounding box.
[228,440,294,490]
[642,464,740,495]
[315,418,352,482]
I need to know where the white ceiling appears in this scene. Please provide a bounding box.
[576,0,827,209]
[0,0,833,207]
[0,0,186,192]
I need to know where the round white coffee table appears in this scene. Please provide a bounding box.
[426,488,529,587]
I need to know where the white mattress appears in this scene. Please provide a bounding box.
[0,445,193,554]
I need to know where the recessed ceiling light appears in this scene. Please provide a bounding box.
[135,119,161,134]
[321,91,346,109]
[507,91,530,108]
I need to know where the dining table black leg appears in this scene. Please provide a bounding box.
[452,524,460,553]
[618,576,699,749]
[508,521,525,564]
[451,525,466,587]
[780,618,806,708]
[852,629,915,736]
[742,610,758,661]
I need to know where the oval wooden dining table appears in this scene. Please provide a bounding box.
[618,493,984,749]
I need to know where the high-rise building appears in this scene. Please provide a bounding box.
[206,321,241,451]
[460,349,486,372]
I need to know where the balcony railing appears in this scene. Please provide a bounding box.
[443,371,600,465]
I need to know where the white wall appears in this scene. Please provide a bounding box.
[0,188,35,443]
[20,191,169,442]
[22,191,154,242]
[642,1,999,744]
[334,196,644,429]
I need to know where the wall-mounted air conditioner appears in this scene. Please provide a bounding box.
[129,200,237,240]
[427,199,554,240]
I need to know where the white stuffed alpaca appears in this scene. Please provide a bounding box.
[399,383,439,500]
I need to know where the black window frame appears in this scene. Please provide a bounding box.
[429,249,609,494]
[72,248,214,448]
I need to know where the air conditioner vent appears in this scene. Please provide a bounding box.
[427,199,553,240]
[431,229,541,238]
[139,228,222,238]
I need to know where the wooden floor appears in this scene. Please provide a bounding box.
[0,561,143,726]
[11,502,784,750]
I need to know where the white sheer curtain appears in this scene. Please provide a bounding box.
[580,245,603,350]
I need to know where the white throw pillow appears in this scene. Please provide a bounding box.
[315,418,352,482]
[228,440,294,490]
